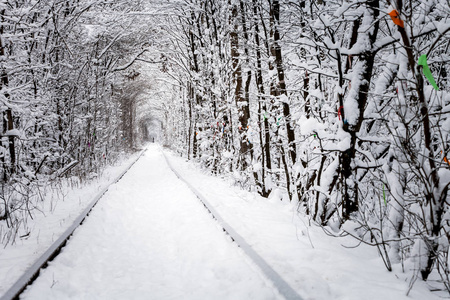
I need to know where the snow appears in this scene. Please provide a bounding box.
[2,145,441,299]
[436,22,450,34]
[159,147,439,300]
[344,64,364,126]
[222,150,233,159]
[0,152,143,298]
[4,129,21,137]
[253,161,263,172]
[297,115,325,136]
[20,146,277,300]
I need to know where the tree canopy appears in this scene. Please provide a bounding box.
[1,0,449,292]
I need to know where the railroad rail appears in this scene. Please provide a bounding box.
[161,150,303,300]
[2,147,302,300]
[1,149,147,300]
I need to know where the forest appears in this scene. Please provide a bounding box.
[1,0,449,294]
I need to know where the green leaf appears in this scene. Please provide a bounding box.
[418,54,439,91]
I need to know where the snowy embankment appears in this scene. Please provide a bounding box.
[1,144,441,299]
[0,151,143,298]
[20,145,276,300]
[162,147,439,300]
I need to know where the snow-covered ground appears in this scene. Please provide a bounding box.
[0,152,143,298]
[20,146,276,300]
[161,147,440,300]
[2,144,442,299]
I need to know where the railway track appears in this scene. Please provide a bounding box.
[161,150,303,300]
[1,149,147,300]
[2,147,302,300]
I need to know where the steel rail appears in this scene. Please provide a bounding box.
[1,149,147,300]
[161,150,304,300]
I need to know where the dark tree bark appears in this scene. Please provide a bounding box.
[230,1,250,169]
[253,0,271,197]
[0,10,15,178]
[269,0,296,166]
[341,0,380,220]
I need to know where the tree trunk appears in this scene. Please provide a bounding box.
[0,10,15,177]
[253,0,271,197]
[341,0,380,220]
[269,0,296,166]
[230,2,250,169]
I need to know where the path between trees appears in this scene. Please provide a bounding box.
[20,146,278,300]
[19,145,438,299]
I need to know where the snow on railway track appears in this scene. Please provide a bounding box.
[4,145,301,300]
[1,149,147,300]
[161,149,303,300]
